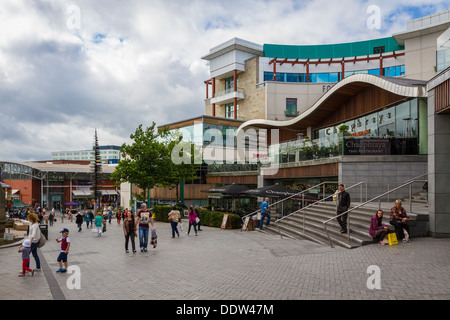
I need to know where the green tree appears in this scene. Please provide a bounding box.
[111,123,172,203]
[160,128,201,204]
[111,124,201,205]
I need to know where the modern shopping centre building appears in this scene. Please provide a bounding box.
[124,10,450,238]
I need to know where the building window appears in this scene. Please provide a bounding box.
[286,98,298,117]
[225,103,239,119]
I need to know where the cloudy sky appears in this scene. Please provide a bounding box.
[0,0,448,162]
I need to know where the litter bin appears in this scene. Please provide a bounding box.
[39,224,48,240]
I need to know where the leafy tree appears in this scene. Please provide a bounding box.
[111,123,172,202]
[111,124,201,205]
[159,128,201,203]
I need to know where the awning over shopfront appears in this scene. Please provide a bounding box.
[101,190,119,195]
[1,181,11,188]
[72,190,93,197]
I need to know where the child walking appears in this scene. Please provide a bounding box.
[55,228,71,273]
[18,239,34,277]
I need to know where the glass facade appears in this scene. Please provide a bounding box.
[168,122,240,148]
[264,65,405,84]
[271,98,427,164]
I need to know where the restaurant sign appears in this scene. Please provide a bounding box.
[343,138,391,155]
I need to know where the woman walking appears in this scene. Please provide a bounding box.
[20,213,41,272]
[168,206,180,238]
[186,207,198,236]
[117,209,122,225]
[123,210,136,253]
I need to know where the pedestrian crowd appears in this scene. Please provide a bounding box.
[12,203,204,278]
[12,190,414,280]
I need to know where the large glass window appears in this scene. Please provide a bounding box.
[377,106,395,137]
[314,98,422,155]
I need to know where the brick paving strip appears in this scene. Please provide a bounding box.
[38,248,66,300]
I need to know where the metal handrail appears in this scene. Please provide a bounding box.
[274,181,367,239]
[323,174,428,248]
[241,180,339,226]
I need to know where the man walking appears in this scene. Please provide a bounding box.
[337,184,351,234]
[136,203,154,252]
[259,197,271,229]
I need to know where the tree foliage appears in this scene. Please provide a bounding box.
[111,124,201,202]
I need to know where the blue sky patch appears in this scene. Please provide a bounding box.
[93,33,107,44]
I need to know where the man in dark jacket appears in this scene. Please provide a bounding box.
[337,184,351,234]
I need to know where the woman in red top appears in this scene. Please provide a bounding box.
[369,210,389,245]
[116,209,122,225]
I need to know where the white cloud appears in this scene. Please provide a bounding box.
[0,0,448,161]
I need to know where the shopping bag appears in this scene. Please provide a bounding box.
[38,231,46,248]
[151,229,157,248]
[388,232,398,246]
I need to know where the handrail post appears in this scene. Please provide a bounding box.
[409,184,412,214]
[303,210,305,232]
[360,184,362,204]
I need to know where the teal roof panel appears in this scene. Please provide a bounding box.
[263,37,404,60]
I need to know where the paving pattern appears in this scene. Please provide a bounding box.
[1,218,450,301]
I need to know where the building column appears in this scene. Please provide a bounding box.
[428,82,450,238]
[234,70,237,119]
[379,54,384,76]
[212,78,216,117]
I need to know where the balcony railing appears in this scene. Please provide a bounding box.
[206,88,245,105]
[285,110,300,117]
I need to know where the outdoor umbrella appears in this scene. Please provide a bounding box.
[245,184,318,201]
[202,183,249,195]
[202,184,250,212]
[244,184,298,199]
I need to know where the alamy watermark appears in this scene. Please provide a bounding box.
[66,4,81,30]
[66,265,81,290]
[366,265,381,290]
[367,5,381,30]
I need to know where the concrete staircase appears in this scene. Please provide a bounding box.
[258,201,390,249]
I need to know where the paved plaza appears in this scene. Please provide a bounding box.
[1,217,450,303]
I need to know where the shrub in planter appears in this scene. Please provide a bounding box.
[152,206,184,223]
[197,209,242,229]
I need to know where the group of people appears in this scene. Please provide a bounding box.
[336,184,411,245]
[167,205,202,238]
[123,204,203,254]
[18,212,71,277]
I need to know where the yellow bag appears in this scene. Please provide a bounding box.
[388,232,398,246]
